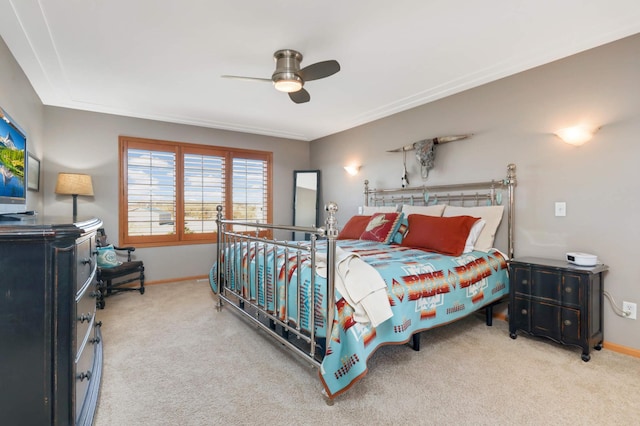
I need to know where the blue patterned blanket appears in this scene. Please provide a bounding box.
[210,239,509,398]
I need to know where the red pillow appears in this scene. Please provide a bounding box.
[359,212,402,244]
[337,215,371,239]
[400,214,480,256]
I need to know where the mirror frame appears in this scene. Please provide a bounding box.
[292,170,320,240]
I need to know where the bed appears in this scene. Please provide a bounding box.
[210,163,516,402]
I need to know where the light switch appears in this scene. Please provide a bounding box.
[555,202,566,217]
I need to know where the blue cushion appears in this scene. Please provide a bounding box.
[97,245,122,268]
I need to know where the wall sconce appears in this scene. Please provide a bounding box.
[343,165,360,176]
[554,125,598,146]
[55,173,94,219]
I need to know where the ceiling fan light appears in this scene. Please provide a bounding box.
[274,78,303,93]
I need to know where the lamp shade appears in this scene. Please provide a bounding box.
[55,173,94,196]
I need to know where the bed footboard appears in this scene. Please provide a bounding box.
[213,203,339,368]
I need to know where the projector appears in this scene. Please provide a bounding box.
[566,252,598,266]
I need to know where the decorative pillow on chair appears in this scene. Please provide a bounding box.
[400,214,481,256]
[359,212,403,244]
[97,245,122,268]
[338,215,371,240]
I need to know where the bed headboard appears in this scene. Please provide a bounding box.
[363,163,516,259]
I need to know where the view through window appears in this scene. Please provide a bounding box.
[119,136,272,246]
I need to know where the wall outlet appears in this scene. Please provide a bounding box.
[622,301,637,320]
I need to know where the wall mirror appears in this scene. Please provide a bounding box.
[292,170,320,240]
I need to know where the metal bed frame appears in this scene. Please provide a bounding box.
[213,163,516,402]
[364,163,516,259]
[214,203,338,368]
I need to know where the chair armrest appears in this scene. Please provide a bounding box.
[113,246,135,262]
[113,246,135,252]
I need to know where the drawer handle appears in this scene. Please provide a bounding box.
[565,287,572,293]
[521,309,528,315]
[78,313,92,323]
[564,320,572,326]
[90,336,101,344]
[77,371,92,382]
[521,279,528,285]
[82,257,93,267]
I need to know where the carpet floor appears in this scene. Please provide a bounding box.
[95,280,640,425]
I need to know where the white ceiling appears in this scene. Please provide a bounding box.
[1,1,639,141]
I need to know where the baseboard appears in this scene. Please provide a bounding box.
[602,341,640,358]
[145,275,208,286]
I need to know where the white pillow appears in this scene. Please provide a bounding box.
[443,205,504,252]
[401,204,446,217]
[361,205,399,215]
[463,219,486,253]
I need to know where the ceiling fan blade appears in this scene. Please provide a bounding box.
[289,88,310,104]
[221,75,272,83]
[298,60,340,81]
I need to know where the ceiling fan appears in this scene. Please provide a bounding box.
[222,49,340,104]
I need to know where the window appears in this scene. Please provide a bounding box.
[119,136,272,247]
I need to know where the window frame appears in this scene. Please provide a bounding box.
[119,136,273,247]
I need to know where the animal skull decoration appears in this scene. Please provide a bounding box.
[388,134,471,184]
[415,139,436,179]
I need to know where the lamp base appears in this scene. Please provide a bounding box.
[72,194,78,221]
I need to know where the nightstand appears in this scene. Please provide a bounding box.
[509,257,607,361]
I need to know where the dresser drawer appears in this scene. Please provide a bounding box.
[512,297,581,343]
[76,235,96,293]
[75,326,99,422]
[75,283,97,357]
[530,268,562,302]
[512,266,531,295]
[529,268,581,307]
[560,272,583,308]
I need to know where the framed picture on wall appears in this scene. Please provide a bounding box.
[27,152,40,191]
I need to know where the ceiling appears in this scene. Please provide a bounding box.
[1,1,639,142]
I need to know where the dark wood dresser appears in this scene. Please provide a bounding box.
[509,256,607,361]
[0,216,103,425]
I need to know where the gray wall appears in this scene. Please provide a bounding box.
[311,34,640,351]
[0,37,44,214]
[42,107,310,282]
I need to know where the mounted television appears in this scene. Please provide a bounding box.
[0,106,27,215]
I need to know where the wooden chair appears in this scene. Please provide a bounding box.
[96,228,145,309]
